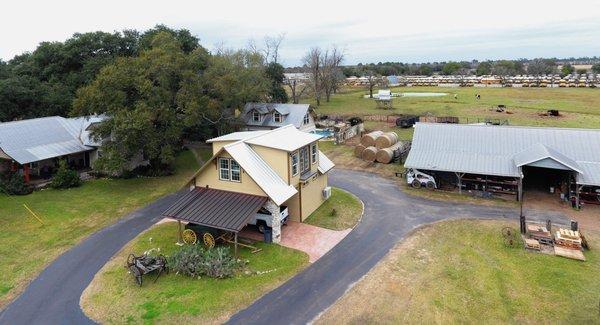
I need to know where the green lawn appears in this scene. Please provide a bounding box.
[318,220,600,324]
[81,222,308,324]
[304,187,363,230]
[307,86,600,129]
[0,150,199,308]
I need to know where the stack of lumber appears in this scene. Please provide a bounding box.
[525,238,541,251]
[527,224,553,245]
[555,228,582,250]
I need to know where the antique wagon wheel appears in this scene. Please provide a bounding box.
[126,254,136,268]
[203,232,216,249]
[129,265,142,286]
[182,229,197,245]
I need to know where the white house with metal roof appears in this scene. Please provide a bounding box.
[405,123,600,206]
[241,103,316,132]
[0,115,105,182]
[165,124,334,243]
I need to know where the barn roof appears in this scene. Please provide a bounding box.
[404,123,600,186]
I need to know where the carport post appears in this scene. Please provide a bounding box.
[455,172,465,194]
[575,184,583,210]
[234,233,238,257]
[177,220,183,245]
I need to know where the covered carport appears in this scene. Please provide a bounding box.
[162,187,268,255]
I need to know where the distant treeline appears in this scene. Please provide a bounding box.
[287,57,600,77]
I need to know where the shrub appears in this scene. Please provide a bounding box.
[50,160,82,189]
[0,172,32,195]
[169,245,242,279]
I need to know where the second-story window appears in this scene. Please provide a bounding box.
[291,152,299,176]
[303,112,310,125]
[218,158,241,182]
[311,143,317,164]
[299,146,310,174]
[274,112,282,123]
[252,111,261,122]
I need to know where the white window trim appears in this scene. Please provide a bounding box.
[303,112,310,125]
[252,111,261,122]
[218,158,241,182]
[291,152,299,176]
[274,112,282,123]
[311,143,317,164]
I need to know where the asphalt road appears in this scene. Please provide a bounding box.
[227,169,568,325]
[0,169,567,325]
[0,191,184,325]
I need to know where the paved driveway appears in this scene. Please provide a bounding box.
[0,169,567,325]
[226,169,568,325]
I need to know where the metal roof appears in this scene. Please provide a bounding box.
[224,141,297,205]
[318,150,335,174]
[206,131,269,143]
[243,103,312,129]
[162,187,268,232]
[405,123,600,186]
[0,116,105,164]
[244,124,322,152]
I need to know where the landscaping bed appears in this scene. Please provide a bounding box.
[304,187,363,230]
[81,222,308,324]
[0,150,198,308]
[317,219,600,324]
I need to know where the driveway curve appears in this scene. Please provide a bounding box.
[0,169,567,325]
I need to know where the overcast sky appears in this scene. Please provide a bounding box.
[2,0,600,66]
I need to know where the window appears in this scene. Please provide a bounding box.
[219,158,230,181]
[252,111,261,122]
[291,152,299,176]
[311,143,317,164]
[299,146,310,174]
[231,160,240,182]
[218,158,241,182]
[303,112,310,125]
[274,112,282,123]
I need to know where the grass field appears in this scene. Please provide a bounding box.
[0,150,199,308]
[81,222,308,324]
[318,220,600,324]
[306,86,600,129]
[304,187,363,230]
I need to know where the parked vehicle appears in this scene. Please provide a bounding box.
[406,168,437,190]
[249,206,289,233]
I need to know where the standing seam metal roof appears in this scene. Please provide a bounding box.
[404,123,600,186]
[162,187,268,232]
[0,115,105,164]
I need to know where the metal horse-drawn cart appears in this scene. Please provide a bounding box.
[126,254,168,286]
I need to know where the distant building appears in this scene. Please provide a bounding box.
[241,103,316,132]
[0,115,105,182]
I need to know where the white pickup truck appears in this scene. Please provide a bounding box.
[248,206,289,233]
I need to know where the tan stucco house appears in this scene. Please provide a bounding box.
[164,125,334,244]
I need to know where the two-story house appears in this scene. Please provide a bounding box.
[162,125,334,244]
[242,103,317,132]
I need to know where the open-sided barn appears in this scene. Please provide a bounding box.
[404,123,600,207]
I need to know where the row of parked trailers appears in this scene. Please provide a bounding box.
[389,75,600,88]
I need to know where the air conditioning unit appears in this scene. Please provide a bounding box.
[322,186,332,200]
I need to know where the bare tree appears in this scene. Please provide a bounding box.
[285,77,309,104]
[363,69,382,98]
[303,47,324,106]
[247,33,285,64]
[322,46,345,102]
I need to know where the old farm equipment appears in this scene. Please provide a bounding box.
[502,227,519,247]
[126,254,168,286]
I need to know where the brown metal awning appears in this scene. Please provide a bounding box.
[162,187,268,232]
